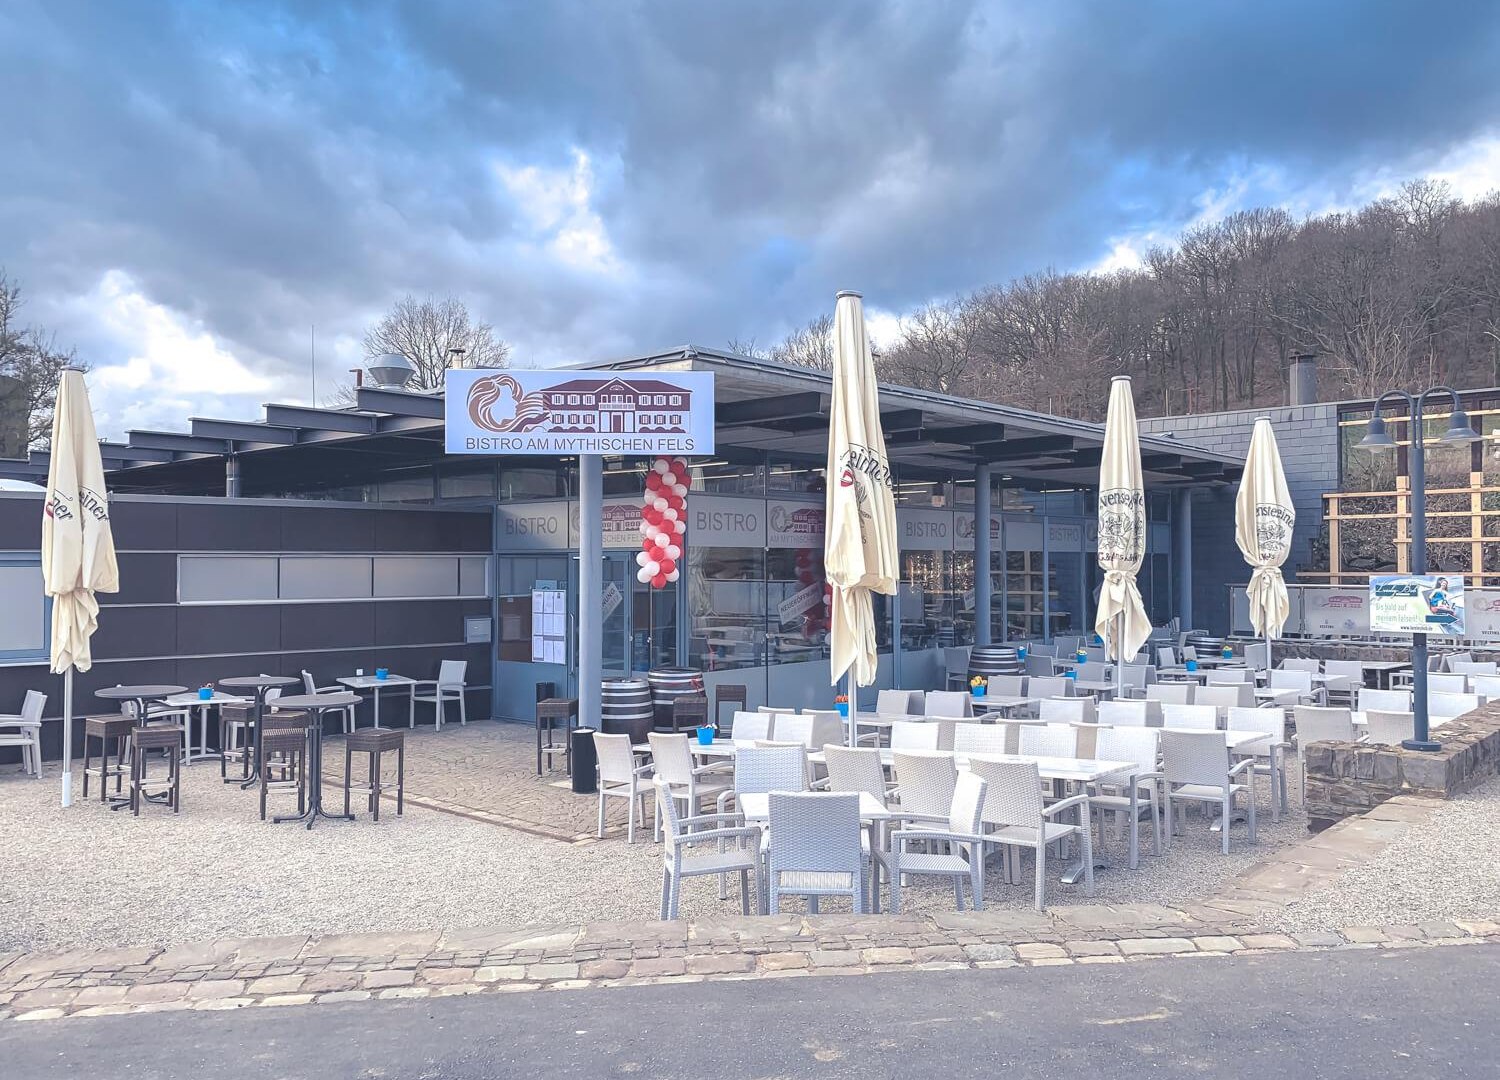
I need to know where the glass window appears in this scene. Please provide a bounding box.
[687,546,766,674]
[767,546,829,666]
[179,555,279,603]
[439,465,496,501]
[767,457,826,495]
[501,464,571,500]
[0,555,48,659]
[376,471,434,504]
[281,556,372,599]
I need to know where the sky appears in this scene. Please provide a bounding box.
[3,0,1500,439]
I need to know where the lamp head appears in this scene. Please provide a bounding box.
[1439,408,1482,445]
[1356,413,1396,452]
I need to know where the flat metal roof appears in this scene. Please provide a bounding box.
[0,347,1242,493]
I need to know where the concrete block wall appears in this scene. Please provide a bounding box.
[1141,404,1340,632]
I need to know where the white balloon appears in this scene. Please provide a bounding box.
[661,471,676,487]
[666,544,681,561]
[662,507,678,522]
[672,483,687,498]
[637,567,652,583]
[673,519,687,534]
[639,521,651,535]
[666,569,680,583]
[653,459,670,475]
[653,497,668,512]
[654,533,670,549]
[644,560,659,577]
[635,551,649,566]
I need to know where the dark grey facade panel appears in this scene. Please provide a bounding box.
[100,552,177,606]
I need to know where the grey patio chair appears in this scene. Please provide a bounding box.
[1156,645,1181,670]
[411,660,467,729]
[1054,635,1082,657]
[593,732,653,843]
[1206,668,1252,685]
[965,757,1093,909]
[1026,654,1056,677]
[647,732,735,842]
[877,772,988,914]
[984,674,1027,697]
[1089,726,1163,868]
[1160,730,1257,855]
[820,744,891,802]
[1160,703,1220,731]
[1027,676,1072,702]
[1226,706,1289,820]
[1244,642,1270,672]
[765,791,869,914]
[0,690,45,777]
[1363,709,1414,746]
[1322,660,1366,706]
[875,689,916,717]
[1280,658,1321,674]
[1146,682,1194,705]
[728,710,773,742]
[1196,684,1254,711]
[653,777,761,919]
[943,647,971,691]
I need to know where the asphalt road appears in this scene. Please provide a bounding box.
[5,944,1498,1079]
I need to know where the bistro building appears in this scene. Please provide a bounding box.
[0,348,1244,737]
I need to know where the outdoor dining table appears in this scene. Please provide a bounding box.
[337,673,417,728]
[267,691,362,829]
[1070,680,1119,700]
[1360,660,1413,689]
[218,676,300,790]
[972,695,1039,717]
[93,685,189,809]
[163,690,248,763]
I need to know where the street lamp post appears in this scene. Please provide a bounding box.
[1357,386,1482,751]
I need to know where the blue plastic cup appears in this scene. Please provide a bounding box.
[1186,659,1198,673]
[198,687,213,701]
[697,726,715,746]
[376,668,389,680]
[1064,670,1077,680]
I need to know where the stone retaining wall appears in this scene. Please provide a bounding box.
[1273,641,1500,666]
[1304,703,1500,827]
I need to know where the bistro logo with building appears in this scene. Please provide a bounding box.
[445,369,714,456]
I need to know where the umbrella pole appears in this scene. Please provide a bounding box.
[61,666,73,807]
[1116,612,1126,697]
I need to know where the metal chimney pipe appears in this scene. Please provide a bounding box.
[1289,352,1318,406]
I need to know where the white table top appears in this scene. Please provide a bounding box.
[338,674,417,689]
[1156,727,1273,750]
[1071,680,1118,695]
[973,695,1038,711]
[164,692,249,707]
[806,748,1134,784]
[737,790,893,823]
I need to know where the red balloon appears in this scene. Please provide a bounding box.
[651,574,667,588]
[798,571,813,585]
[642,538,655,552]
[658,558,676,576]
[646,473,662,491]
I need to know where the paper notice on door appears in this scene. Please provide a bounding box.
[602,582,623,621]
[777,581,823,626]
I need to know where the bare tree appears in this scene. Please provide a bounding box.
[769,313,834,370]
[0,270,81,454]
[362,294,509,391]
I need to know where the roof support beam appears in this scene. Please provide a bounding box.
[973,435,1076,462]
[355,386,444,418]
[189,418,298,446]
[263,404,379,435]
[717,391,823,424]
[126,430,230,457]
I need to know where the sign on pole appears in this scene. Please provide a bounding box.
[445,369,715,456]
[1369,574,1466,636]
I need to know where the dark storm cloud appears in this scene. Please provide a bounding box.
[2,0,1499,427]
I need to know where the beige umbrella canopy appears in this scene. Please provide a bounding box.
[1235,417,1295,647]
[42,369,119,806]
[825,291,899,692]
[1094,376,1152,671]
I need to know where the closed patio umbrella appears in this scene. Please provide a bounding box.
[1094,375,1151,693]
[42,368,119,806]
[825,291,898,710]
[1235,417,1295,668]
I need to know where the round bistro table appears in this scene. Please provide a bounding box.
[218,676,301,790]
[93,684,188,810]
[266,691,362,829]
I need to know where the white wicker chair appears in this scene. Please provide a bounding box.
[875,689,916,717]
[944,647,972,691]
[926,690,973,718]
[1425,673,1469,694]
[411,659,467,729]
[1364,709,1414,746]
[1429,692,1480,725]
[964,757,1093,909]
[1039,697,1095,724]
[1356,687,1412,713]
[653,777,761,919]
[1160,730,1257,855]
[1018,723,1077,758]
[1280,658,1321,674]
[1451,661,1499,677]
[821,745,891,802]
[1145,682,1194,705]
[1098,699,1155,727]
[1027,676,1072,702]
[889,720,942,752]
[593,732,652,843]
[953,723,1013,757]
[1196,684,1253,711]
[728,710,773,742]
[1090,726,1163,868]
[1269,668,1320,705]
[985,674,1027,697]
[1472,675,1500,702]
[647,732,735,842]
[891,751,957,820]
[1160,703,1220,731]
[0,690,45,777]
[1322,660,1365,706]
[1226,706,1289,820]
[877,772,988,913]
[765,791,868,914]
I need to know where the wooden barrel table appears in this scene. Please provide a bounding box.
[600,678,653,743]
[967,644,1024,690]
[647,667,705,732]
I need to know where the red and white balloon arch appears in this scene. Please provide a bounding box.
[635,455,689,589]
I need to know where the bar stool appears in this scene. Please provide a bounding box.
[259,727,308,821]
[536,698,579,775]
[130,725,184,815]
[671,694,709,735]
[83,714,134,801]
[261,710,312,781]
[344,727,405,821]
[714,684,747,730]
[219,702,255,780]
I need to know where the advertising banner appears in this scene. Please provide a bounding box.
[1300,586,1370,636]
[445,369,715,456]
[1369,575,1466,636]
[1467,589,1500,640]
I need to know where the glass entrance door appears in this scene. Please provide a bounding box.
[602,553,630,677]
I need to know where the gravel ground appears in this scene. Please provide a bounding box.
[1,759,1307,953]
[1269,774,1500,932]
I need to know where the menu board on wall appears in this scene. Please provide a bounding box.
[530,589,568,665]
